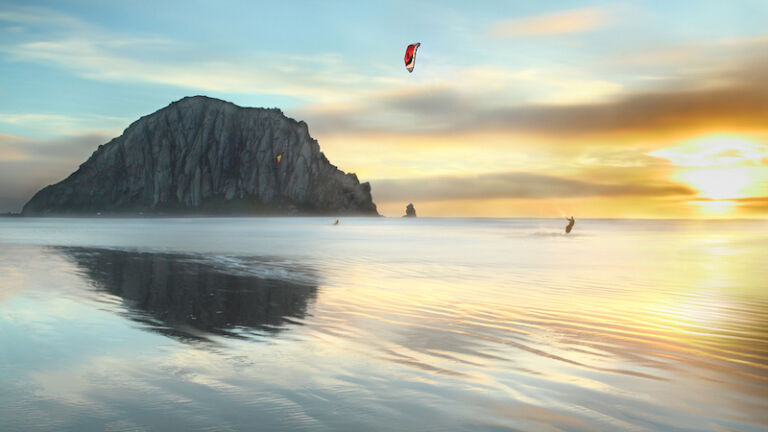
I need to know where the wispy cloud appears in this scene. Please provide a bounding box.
[0,6,87,29]
[295,34,768,145]
[295,35,768,142]
[2,38,375,103]
[649,136,768,168]
[0,4,396,101]
[300,76,768,139]
[488,7,612,38]
[687,196,768,213]
[1,132,109,161]
[371,171,694,203]
[0,5,390,104]
[730,196,768,211]
[0,112,127,136]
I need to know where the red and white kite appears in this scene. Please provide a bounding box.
[404,43,420,73]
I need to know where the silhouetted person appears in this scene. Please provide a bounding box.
[333,219,339,225]
[565,216,575,234]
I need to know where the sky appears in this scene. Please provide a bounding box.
[1,0,767,218]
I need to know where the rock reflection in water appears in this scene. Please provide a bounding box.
[60,247,317,340]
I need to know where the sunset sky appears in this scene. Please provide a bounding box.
[1,0,767,217]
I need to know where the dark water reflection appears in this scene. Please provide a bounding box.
[60,247,318,341]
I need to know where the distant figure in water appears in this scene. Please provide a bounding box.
[565,217,575,234]
[333,219,339,225]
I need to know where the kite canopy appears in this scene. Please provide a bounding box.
[275,151,284,165]
[404,43,420,73]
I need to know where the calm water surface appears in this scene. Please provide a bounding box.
[1,217,766,431]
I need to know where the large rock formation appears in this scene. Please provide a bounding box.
[22,96,378,216]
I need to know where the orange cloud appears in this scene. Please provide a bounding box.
[488,7,611,38]
[732,196,768,211]
[301,82,768,141]
[371,172,695,203]
[298,50,768,142]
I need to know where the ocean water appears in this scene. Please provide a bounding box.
[0,217,766,431]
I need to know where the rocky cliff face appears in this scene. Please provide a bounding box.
[403,203,417,217]
[22,96,378,215]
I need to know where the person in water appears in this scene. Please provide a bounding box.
[565,217,575,234]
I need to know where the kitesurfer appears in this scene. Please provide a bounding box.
[565,217,575,234]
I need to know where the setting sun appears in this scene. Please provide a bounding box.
[678,167,752,200]
[649,135,768,216]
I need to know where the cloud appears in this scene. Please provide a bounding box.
[0,159,73,212]
[0,113,128,136]
[0,132,110,212]
[689,196,768,214]
[294,35,768,141]
[732,196,768,212]
[488,7,612,38]
[300,79,768,139]
[491,84,768,136]
[731,196,768,204]
[3,38,370,103]
[0,6,88,29]
[611,34,768,80]
[649,135,768,168]
[371,171,695,203]
[0,132,110,162]
[0,5,391,104]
